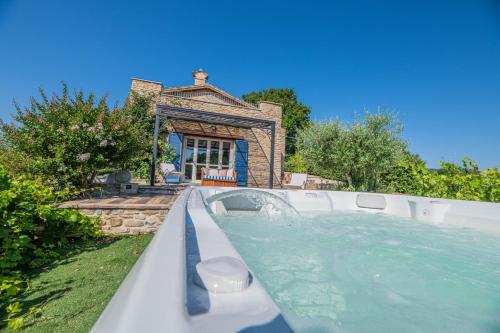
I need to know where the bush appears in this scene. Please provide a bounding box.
[0,164,100,329]
[381,157,500,202]
[379,152,429,195]
[0,85,154,190]
[284,152,308,173]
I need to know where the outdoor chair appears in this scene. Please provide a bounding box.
[283,173,308,189]
[201,167,237,187]
[160,163,182,184]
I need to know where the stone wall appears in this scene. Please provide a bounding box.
[130,78,163,96]
[130,77,286,188]
[79,208,168,234]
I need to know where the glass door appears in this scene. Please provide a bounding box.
[208,140,220,169]
[196,139,208,180]
[183,138,195,181]
[182,136,234,181]
[221,141,231,169]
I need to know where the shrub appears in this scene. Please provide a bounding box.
[379,152,429,195]
[0,164,100,328]
[284,152,308,173]
[0,85,154,190]
[381,157,500,202]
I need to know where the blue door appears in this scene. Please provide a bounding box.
[234,140,248,186]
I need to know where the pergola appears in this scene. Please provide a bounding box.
[150,104,277,188]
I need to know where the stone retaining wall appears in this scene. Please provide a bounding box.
[80,208,168,234]
[60,193,176,235]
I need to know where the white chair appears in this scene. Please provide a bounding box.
[160,163,182,184]
[284,173,308,189]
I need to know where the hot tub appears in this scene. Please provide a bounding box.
[91,187,500,333]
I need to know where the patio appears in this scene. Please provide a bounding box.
[60,190,181,234]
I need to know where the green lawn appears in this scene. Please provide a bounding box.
[2,234,153,333]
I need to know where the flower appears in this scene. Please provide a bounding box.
[77,153,91,161]
[99,140,108,147]
[71,124,79,130]
[82,123,89,128]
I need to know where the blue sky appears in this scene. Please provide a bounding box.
[1,0,499,168]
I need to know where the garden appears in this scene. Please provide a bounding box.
[0,85,498,331]
[0,86,157,331]
[244,89,499,203]
[288,113,499,202]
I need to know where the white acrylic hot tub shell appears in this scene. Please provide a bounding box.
[91,187,290,333]
[91,187,500,333]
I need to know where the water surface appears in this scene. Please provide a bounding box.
[213,211,500,333]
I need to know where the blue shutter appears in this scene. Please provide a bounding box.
[168,132,183,172]
[234,140,248,186]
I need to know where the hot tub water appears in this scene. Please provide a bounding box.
[212,211,500,333]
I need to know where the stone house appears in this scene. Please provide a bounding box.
[130,69,286,188]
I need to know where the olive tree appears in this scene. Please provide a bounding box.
[297,111,405,191]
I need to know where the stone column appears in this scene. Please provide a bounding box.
[258,101,286,187]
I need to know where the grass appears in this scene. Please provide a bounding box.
[1,234,153,333]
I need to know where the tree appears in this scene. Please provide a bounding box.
[296,111,405,191]
[242,88,311,156]
[0,85,154,190]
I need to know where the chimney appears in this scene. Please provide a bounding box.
[193,69,208,86]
